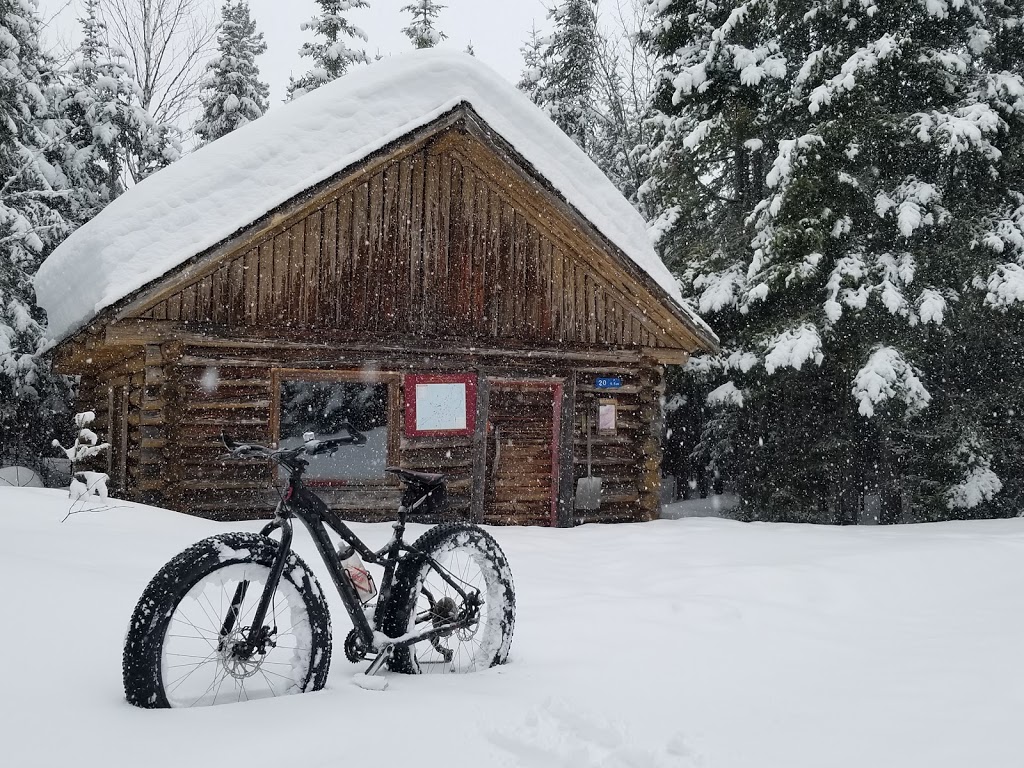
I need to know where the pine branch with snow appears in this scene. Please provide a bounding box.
[647,0,1024,522]
[537,0,600,150]
[195,0,269,143]
[401,0,446,50]
[0,0,78,469]
[287,0,370,100]
[516,22,549,106]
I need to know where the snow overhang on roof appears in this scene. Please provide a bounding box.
[35,50,717,348]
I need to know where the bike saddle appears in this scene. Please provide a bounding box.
[386,467,446,488]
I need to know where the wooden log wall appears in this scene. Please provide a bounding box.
[155,343,491,521]
[74,347,170,504]
[79,338,668,524]
[571,364,665,524]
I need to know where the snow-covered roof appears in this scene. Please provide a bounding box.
[36,51,716,346]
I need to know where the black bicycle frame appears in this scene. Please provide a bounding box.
[224,468,475,658]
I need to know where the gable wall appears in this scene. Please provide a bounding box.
[133,131,688,350]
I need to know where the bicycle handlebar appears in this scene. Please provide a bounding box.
[221,423,367,464]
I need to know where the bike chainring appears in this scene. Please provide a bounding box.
[344,628,370,663]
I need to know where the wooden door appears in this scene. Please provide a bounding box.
[483,382,560,526]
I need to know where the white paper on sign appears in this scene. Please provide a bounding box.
[415,383,468,431]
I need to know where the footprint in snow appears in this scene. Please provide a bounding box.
[487,698,702,767]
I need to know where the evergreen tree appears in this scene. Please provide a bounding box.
[541,0,599,148]
[401,0,446,49]
[647,0,1024,522]
[195,0,269,143]
[464,41,474,57]
[0,0,76,467]
[517,21,548,106]
[287,0,370,100]
[60,0,171,206]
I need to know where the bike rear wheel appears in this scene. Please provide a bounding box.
[383,523,515,674]
[123,532,332,708]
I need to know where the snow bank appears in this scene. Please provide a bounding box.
[2,487,1021,767]
[35,51,715,344]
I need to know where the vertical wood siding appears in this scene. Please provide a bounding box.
[137,135,675,350]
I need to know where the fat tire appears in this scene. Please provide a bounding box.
[382,522,515,674]
[122,532,332,708]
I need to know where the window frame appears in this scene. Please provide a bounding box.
[270,368,401,487]
[403,373,478,438]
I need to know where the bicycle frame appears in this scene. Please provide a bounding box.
[222,468,476,662]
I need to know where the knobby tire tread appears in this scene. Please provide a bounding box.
[122,532,332,708]
[381,522,515,674]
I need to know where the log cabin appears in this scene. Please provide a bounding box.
[35,52,717,526]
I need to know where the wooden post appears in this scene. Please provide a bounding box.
[555,372,577,527]
[160,341,185,512]
[470,375,491,523]
[638,363,666,521]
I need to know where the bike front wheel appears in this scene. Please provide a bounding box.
[123,532,332,708]
[383,523,515,674]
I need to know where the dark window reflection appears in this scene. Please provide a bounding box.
[279,380,389,481]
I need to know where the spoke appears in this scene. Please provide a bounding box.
[197,589,224,635]
[259,668,279,696]
[167,650,219,693]
[166,651,223,660]
[171,614,218,652]
[212,667,230,706]
[166,660,218,670]
[190,666,228,707]
[257,668,296,682]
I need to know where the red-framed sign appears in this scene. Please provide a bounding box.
[404,373,478,438]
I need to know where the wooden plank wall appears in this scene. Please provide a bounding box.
[136,136,676,352]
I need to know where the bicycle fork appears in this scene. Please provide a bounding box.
[219,517,294,658]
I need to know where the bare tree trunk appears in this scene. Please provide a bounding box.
[100,0,217,128]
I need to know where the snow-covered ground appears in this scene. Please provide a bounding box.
[2,487,1021,767]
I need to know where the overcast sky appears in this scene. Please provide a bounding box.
[39,0,551,105]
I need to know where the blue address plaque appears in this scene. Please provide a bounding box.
[594,377,623,389]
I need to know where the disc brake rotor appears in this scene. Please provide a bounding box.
[219,627,272,680]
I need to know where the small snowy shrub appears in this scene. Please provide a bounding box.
[53,411,111,501]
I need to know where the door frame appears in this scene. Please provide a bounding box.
[472,377,563,526]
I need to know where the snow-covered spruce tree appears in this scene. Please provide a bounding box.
[60,0,171,206]
[646,0,1024,522]
[401,0,446,49]
[287,0,369,100]
[195,0,269,144]
[0,0,77,468]
[517,21,550,106]
[540,0,599,149]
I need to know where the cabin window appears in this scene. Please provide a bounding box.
[404,374,477,437]
[274,371,398,483]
